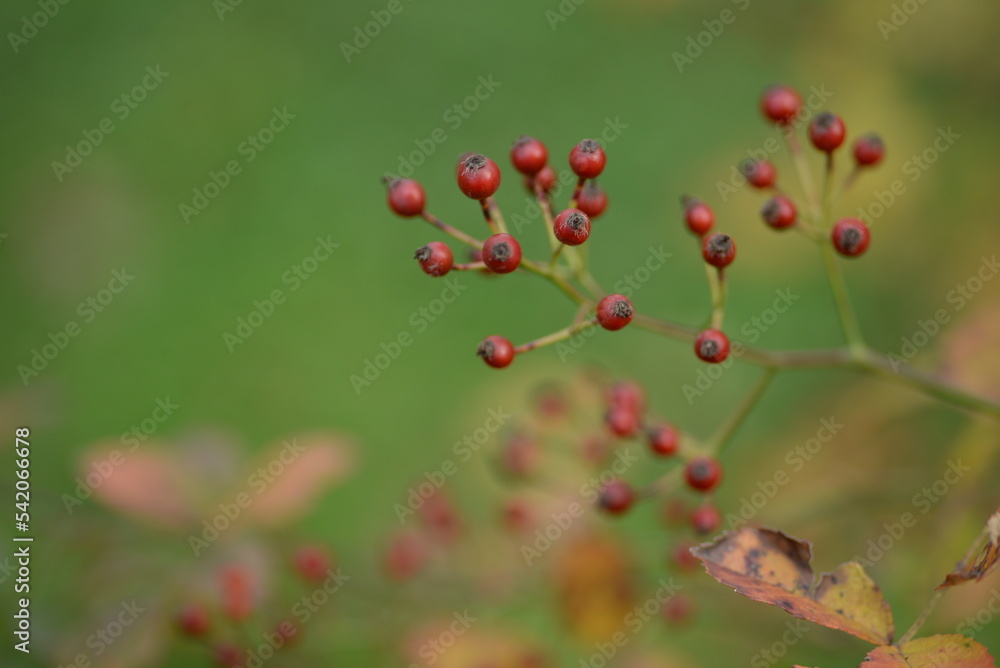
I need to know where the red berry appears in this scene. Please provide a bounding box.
[701,233,736,269]
[383,530,427,580]
[693,329,730,364]
[414,241,454,277]
[275,620,298,645]
[760,85,802,125]
[553,208,591,246]
[177,603,211,637]
[740,159,776,189]
[510,136,548,176]
[419,490,462,543]
[647,424,679,456]
[457,153,501,200]
[760,195,797,230]
[477,335,515,368]
[608,380,645,414]
[501,434,540,477]
[214,644,244,668]
[684,456,722,492]
[220,566,253,622]
[531,165,557,193]
[576,181,608,218]
[502,498,535,533]
[809,112,846,152]
[569,139,606,179]
[683,197,714,236]
[662,593,696,624]
[598,480,635,515]
[481,233,522,274]
[671,542,699,571]
[605,406,640,438]
[853,133,885,167]
[294,545,332,582]
[690,503,722,534]
[596,294,634,331]
[386,178,426,217]
[831,217,871,258]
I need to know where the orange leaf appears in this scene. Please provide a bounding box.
[692,527,893,645]
[862,634,995,667]
[938,509,1000,589]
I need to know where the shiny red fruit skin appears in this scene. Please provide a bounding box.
[809,112,847,152]
[760,85,802,125]
[569,139,606,179]
[576,182,608,218]
[481,233,522,274]
[831,217,871,257]
[387,178,426,217]
[761,195,797,229]
[477,335,515,368]
[694,329,730,363]
[510,136,548,176]
[647,424,680,456]
[684,456,723,492]
[684,200,714,236]
[553,208,591,246]
[596,294,634,331]
[414,241,454,276]
[457,153,502,199]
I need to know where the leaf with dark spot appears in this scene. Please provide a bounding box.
[938,508,1000,590]
[862,634,995,667]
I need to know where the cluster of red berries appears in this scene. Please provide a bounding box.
[175,546,332,667]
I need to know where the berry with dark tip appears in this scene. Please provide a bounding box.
[477,335,515,368]
[510,136,548,176]
[456,153,502,200]
[809,112,847,152]
[760,85,803,125]
[694,329,730,363]
[831,217,871,258]
[177,603,211,637]
[553,208,591,246]
[761,195,797,230]
[598,480,635,515]
[647,424,679,456]
[690,503,722,534]
[740,159,776,189]
[853,133,885,167]
[414,241,454,277]
[596,294,634,331]
[576,181,608,218]
[481,233,522,274]
[683,197,714,236]
[386,178,426,217]
[569,139,606,179]
[684,456,722,492]
[702,233,736,269]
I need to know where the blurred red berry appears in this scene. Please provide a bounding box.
[599,480,635,515]
[457,153,502,199]
[684,456,723,492]
[853,133,885,166]
[384,530,428,580]
[576,182,608,218]
[694,329,730,364]
[220,566,253,622]
[683,197,714,236]
[419,491,462,543]
[662,593,697,624]
[690,503,722,534]
[608,381,645,414]
[531,165,557,193]
[294,545,332,582]
[511,136,548,176]
[176,602,211,637]
[214,643,244,668]
[702,233,736,269]
[647,424,679,456]
[761,195,797,230]
[386,178,426,217]
[672,542,699,571]
[760,85,802,125]
[501,434,540,477]
[605,406,640,438]
[809,112,846,152]
[740,159,776,189]
[832,217,871,258]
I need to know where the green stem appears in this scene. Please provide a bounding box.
[821,243,866,354]
[786,130,821,221]
[421,212,482,248]
[515,319,597,354]
[706,367,777,455]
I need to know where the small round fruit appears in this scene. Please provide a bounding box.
[684,456,722,492]
[532,165,556,193]
[177,603,211,636]
[553,208,591,246]
[598,480,635,515]
[481,233,522,273]
[853,133,885,167]
[214,644,244,668]
[694,329,730,364]
[477,335,515,368]
[386,178,426,217]
[457,153,501,199]
[809,112,846,152]
[605,406,640,438]
[414,241,454,277]
[690,504,722,534]
[383,530,428,580]
[596,294,634,331]
[510,136,548,176]
[760,85,802,125]
[831,217,871,258]
[576,182,608,218]
[662,593,697,624]
[294,545,332,582]
[740,159,776,189]
[647,424,679,456]
[569,139,606,179]
[760,195,797,230]
[702,233,736,268]
[683,198,714,236]
[608,380,645,414]
[672,542,699,571]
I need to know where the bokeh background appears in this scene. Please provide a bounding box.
[2,0,1000,666]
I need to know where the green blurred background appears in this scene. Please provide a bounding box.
[2,0,1000,666]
